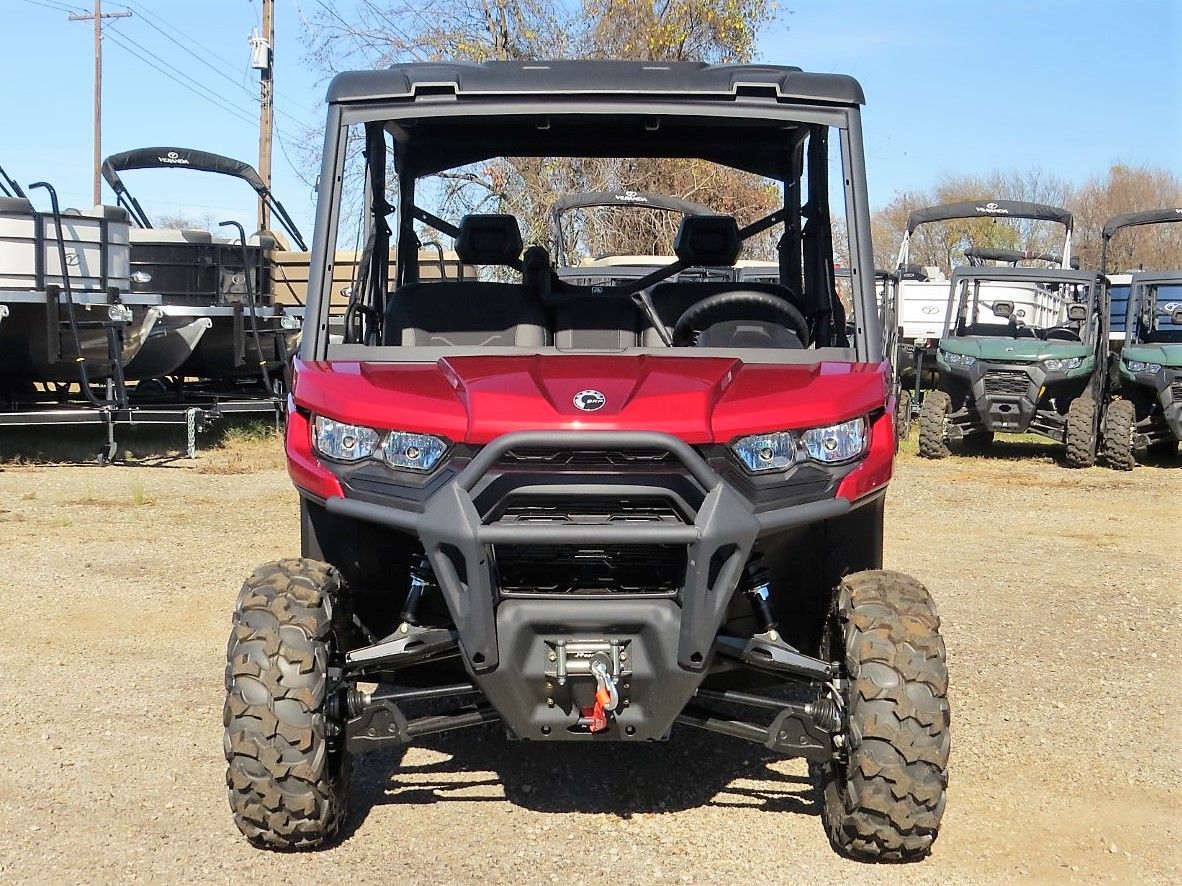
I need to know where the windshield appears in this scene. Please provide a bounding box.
[306,100,878,364]
[945,275,1098,344]
[1127,278,1182,345]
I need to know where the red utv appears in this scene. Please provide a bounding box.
[223,60,949,862]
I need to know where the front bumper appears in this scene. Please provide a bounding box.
[322,429,860,740]
[942,361,1090,438]
[1121,370,1182,444]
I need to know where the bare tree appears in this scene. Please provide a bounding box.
[155,210,217,231]
[869,165,1182,273]
[1069,164,1182,271]
[305,0,784,256]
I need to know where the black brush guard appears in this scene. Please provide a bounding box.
[326,430,852,741]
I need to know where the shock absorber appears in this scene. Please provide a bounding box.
[400,554,435,628]
[743,552,778,637]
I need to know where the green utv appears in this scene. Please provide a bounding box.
[917,204,1108,465]
[1099,208,1182,469]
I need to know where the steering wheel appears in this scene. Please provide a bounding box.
[672,289,810,347]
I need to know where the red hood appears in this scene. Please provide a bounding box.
[293,355,888,445]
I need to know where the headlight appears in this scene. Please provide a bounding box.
[381,431,447,471]
[130,270,152,285]
[312,415,447,470]
[731,432,796,471]
[107,304,133,323]
[1125,359,1162,374]
[279,313,302,330]
[939,349,976,367]
[800,417,868,464]
[1043,356,1082,372]
[731,417,868,471]
[312,415,380,462]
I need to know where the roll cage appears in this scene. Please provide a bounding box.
[303,61,880,364]
[943,266,1106,345]
[896,199,1075,272]
[1101,207,1182,274]
[1100,208,1182,345]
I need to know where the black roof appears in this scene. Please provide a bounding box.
[1102,208,1182,239]
[1130,270,1182,285]
[906,200,1073,234]
[326,60,865,106]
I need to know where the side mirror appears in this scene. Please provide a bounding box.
[991,300,1014,319]
[1067,304,1088,322]
[1171,308,1182,326]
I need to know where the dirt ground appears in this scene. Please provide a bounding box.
[0,433,1177,884]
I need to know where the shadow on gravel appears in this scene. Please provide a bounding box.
[957,438,1182,469]
[343,724,816,837]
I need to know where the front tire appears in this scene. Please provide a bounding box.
[896,389,913,440]
[1101,399,1136,471]
[817,570,950,862]
[1064,395,1098,468]
[224,559,351,849]
[917,391,951,459]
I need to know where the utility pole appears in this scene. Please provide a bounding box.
[69,1,132,206]
[250,0,275,231]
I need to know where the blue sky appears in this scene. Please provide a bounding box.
[3,0,1179,238]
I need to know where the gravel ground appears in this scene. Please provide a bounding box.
[0,439,1177,884]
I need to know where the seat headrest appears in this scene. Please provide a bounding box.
[455,214,523,265]
[674,215,741,267]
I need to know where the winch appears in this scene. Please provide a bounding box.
[544,638,630,733]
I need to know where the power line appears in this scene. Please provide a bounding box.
[275,127,317,188]
[104,26,300,142]
[115,0,318,117]
[101,11,319,206]
[104,28,266,134]
[111,2,309,128]
[15,0,85,13]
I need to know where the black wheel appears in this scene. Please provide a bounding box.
[1064,395,1098,468]
[132,378,169,400]
[1101,399,1136,471]
[224,558,351,849]
[917,391,951,459]
[895,389,913,440]
[817,570,950,862]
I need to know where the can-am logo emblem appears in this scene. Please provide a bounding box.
[614,191,649,204]
[573,389,606,411]
[921,305,940,315]
[976,202,1009,215]
[157,151,190,165]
